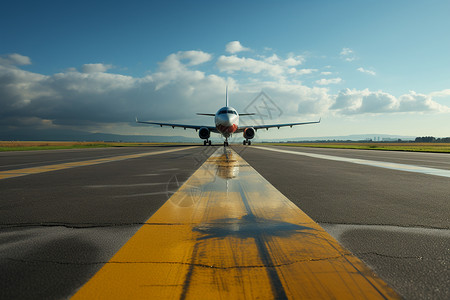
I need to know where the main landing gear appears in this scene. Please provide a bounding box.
[203,140,211,146]
[243,140,251,145]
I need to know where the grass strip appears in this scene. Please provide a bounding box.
[0,142,180,151]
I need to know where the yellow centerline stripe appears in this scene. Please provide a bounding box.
[72,147,400,299]
[0,147,197,180]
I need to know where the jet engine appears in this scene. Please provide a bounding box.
[243,127,255,140]
[198,127,210,139]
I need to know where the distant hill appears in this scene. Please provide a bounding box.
[260,134,416,142]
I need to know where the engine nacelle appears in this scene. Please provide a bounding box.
[243,127,255,140]
[198,127,210,139]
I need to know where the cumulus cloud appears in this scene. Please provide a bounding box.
[81,63,113,73]
[0,53,32,66]
[357,67,376,76]
[260,83,332,115]
[332,88,396,114]
[294,68,317,75]
[152,50,213,90]
[0,50,224,132]
[1,43,449,138]
[429,89,450,98]
[177,50,212,66]
[315,78,342,85]
[284,54,304,66]
[216,53,306,78]
[225,41,250,53]
[331,88,448,115]
[321,71,332,75]
[340,47,356,62]
[217,55,284,76]
[397,91,447,112]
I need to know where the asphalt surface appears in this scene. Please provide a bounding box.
[237,145,449,300]
[0,145,209,299]
[0,145,449,299]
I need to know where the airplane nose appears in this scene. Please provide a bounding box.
[222,114,232,125]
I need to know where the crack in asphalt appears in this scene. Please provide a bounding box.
[319,222,450,231]
[0,222,192,229]
[356,252,448,261]
[5,251,445,270]
[1,221,315,229]
[4,255,351,269]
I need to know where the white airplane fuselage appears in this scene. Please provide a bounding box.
[136,87,320,146]
[214,106,239,138]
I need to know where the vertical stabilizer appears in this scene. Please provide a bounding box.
[226,85,229,107]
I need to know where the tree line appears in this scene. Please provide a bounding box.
[415,136,450,143]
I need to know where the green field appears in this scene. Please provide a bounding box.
[260,142,450,153]
[0,141,179,151]
[2,141,450,153]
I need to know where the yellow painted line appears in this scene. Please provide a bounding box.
[72,148,400,299]
[0,147,197,180]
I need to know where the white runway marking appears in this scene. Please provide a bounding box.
[254,146,450,178]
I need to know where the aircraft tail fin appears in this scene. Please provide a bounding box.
[226,85,229,107]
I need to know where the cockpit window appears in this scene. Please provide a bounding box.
[219,109,237,115]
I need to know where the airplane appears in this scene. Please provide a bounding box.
[136,87,320,146]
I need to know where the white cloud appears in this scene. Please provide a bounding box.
[177,50,212,66]
[340,48,353,56]
[321,71,332,75]
[264,54,280,64]
[217,55,284,76]
[397,91,447,112]
[331,88,449,114]
[240,81,332,116]
[0,53,32,66]
[81,63,113,73]
[296,69,317,75]
[357,67,376,76]
[1,45,449,138]
[332,88,396,114]
[225,41,250,54]
[283,54,304,66]
[429,89,450,98]
[340,47,356,62]
[152,50,212,89]
[315,78,342,85]
[217,53,308,79]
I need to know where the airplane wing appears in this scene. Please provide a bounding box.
[236,119,320,132]
[136,118,218,133]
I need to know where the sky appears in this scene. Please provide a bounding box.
[1,0,450,141]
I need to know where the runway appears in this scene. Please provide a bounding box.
[0,145,448,299]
